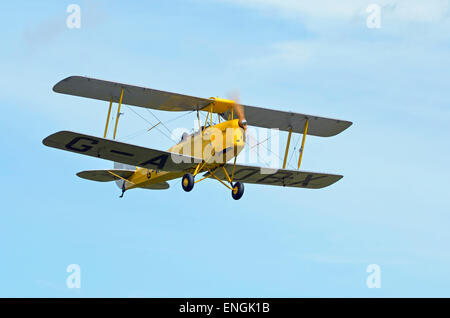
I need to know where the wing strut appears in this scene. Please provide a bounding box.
[102,87,124,140]
[107,170,135,185]
[297,119,309,169]
[113,88,124,140]
[282,127,293,169]
[104,98,113,138]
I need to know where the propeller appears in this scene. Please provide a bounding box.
[228,90,247,130]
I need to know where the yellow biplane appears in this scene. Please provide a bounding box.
[43,76,352,200]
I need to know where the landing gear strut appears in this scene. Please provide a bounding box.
[182,163,246,200]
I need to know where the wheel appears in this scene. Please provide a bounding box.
[231,182,244,200]
[182,173,194,192]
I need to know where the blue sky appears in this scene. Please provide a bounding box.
[1,0,450,297]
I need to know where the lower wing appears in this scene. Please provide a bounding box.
[210,164,343,189]
[43,131,200,171]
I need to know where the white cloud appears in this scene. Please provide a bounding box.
[384,0,449,23]
[222,0,449,24]
[226,0,450,70]
[223,0,366,20]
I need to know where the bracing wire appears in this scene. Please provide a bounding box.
[145,109,173,136]
[124,105,175,143]
[287,133,301,168]
[247,132,298,170]
[120,107,196,143]
[164,110,195,124]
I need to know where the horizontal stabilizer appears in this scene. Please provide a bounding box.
[77,169,135,182]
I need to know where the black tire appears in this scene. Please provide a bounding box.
[231,182,244,200]
[182,173,194,192]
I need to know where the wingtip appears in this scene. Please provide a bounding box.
[323,120,353,137]
[53,75,83,93]
[42,130,71,147]
[42,135,54,147]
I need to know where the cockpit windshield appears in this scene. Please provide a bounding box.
[180,125,212,142]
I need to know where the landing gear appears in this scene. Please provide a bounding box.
[231,182,244,200]
[182,173,194,192]
[182,164,245,200]
[119,181,126,198]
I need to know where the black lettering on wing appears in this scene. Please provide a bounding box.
[233,168,259,181]
[110,149,134,157]
[65,137,98,152]
[139,154,169,170]
[257,171,293,186]
[288,174,328,187]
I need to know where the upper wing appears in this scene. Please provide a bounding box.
[53,76,212,112]
[210,164,343,189]
[223,105,352,137]
[43,131,200,171]
[54,76,352,137]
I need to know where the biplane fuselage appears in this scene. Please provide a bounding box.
[123,119,245,191]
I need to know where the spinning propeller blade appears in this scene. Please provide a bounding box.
[228,91,247,130]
